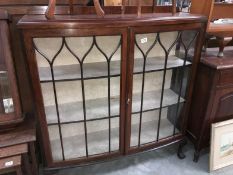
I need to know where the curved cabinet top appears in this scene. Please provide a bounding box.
[18,13,207,30]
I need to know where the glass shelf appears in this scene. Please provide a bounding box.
[39,61,121,82]
[39,56,191,82]
[49,117,120,160]
[48,108,175,161]
[46,88,184,125]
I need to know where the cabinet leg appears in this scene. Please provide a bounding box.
[29,142,39,175]
[22,154,32,175]
[177,138,187,159]
[43,169,59,175]
[193,150,200,163]
[16,167,23,175]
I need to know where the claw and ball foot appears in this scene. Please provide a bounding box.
[177,139,187,159]
[193,150,200,162]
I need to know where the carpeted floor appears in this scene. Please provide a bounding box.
[41,142,233,175]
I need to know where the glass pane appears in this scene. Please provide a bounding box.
[167,103,184,135]
[34,35,122,161]
[130,109,176,146]
[131,30,197,148]
[177,30,198,59]
[87,117,120,155]
[48,125,63,161]
[130,70,180,147]
[62,123,86,159]
[0,71,14,114]
[157,0,172,5]
[132,71,175,113]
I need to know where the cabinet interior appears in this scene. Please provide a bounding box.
[33,30,197,161]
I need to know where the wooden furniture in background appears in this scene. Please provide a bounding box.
[211,2,233,20]
[190,0,214,28]
[0,155,22,175]
[190,0,233,57]
[103,0,169,6]
[208,2,233,57]
[0,9,23,129]
[18,0,206,172]
[0,145,28,175]
[122,0,153,6]
[104,0,122,6]
[188,48,233,162]
[45,0,177,18]
[0,116,38,175]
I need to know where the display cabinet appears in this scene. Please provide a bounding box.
[18,0,206,170]
[0,10,22,129]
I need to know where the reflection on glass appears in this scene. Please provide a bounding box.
[0,71,14,114]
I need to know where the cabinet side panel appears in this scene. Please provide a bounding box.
[187,63,214,140]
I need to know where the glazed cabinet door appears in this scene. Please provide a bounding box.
[126,26,201,152]
[24,29,127,166]
[0,17,22,127]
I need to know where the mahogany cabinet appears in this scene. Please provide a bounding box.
[188,48,233,162]
[18,12,206,170]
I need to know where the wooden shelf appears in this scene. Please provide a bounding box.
[39,56,191,82]
[45,88,184,124]
[49,112,176,161]
[134,56,191,73]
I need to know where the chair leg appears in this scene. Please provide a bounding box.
[217,37,232,57]
[193,150,200,162]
